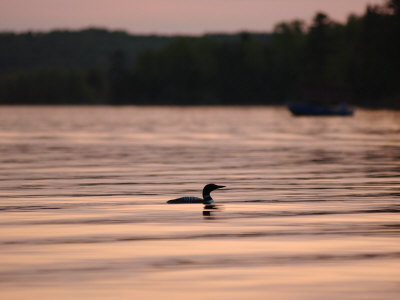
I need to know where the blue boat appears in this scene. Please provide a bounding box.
[287,102,354,116]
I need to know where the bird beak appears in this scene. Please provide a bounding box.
[216,185,225,189]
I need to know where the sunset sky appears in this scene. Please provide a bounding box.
[0,0,384,35]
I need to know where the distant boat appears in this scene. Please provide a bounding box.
[287,102,354,116]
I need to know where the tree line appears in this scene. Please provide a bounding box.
[0,0,399,107]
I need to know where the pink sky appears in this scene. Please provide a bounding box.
[0,0,384,34]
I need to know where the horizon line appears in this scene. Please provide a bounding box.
[0,9,366,37]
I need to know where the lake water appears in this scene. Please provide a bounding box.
[0,106,399,299]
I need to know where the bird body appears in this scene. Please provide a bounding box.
[167,184,225,204]
[167,196,204,204]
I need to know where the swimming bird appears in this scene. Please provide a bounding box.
[167,184,225,204]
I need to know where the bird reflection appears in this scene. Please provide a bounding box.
[202,210,212,217]
[202,204,223,219]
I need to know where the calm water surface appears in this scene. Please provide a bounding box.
[0,106,399,299]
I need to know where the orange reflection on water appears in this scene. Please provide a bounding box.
[0,107,399,299]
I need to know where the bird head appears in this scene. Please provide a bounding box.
[203,183,225,196]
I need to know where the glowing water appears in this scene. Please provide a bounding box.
[0,106,399,299]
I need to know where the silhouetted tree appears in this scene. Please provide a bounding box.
[305,13,334,85]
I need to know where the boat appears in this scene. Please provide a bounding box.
[287,102,354,116]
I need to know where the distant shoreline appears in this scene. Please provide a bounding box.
[1,1,399,108]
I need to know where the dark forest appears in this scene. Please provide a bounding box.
[0,0,399,107]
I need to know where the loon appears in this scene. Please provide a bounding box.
[167,184,225,204]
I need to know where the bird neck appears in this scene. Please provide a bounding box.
[202,191,214,204]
